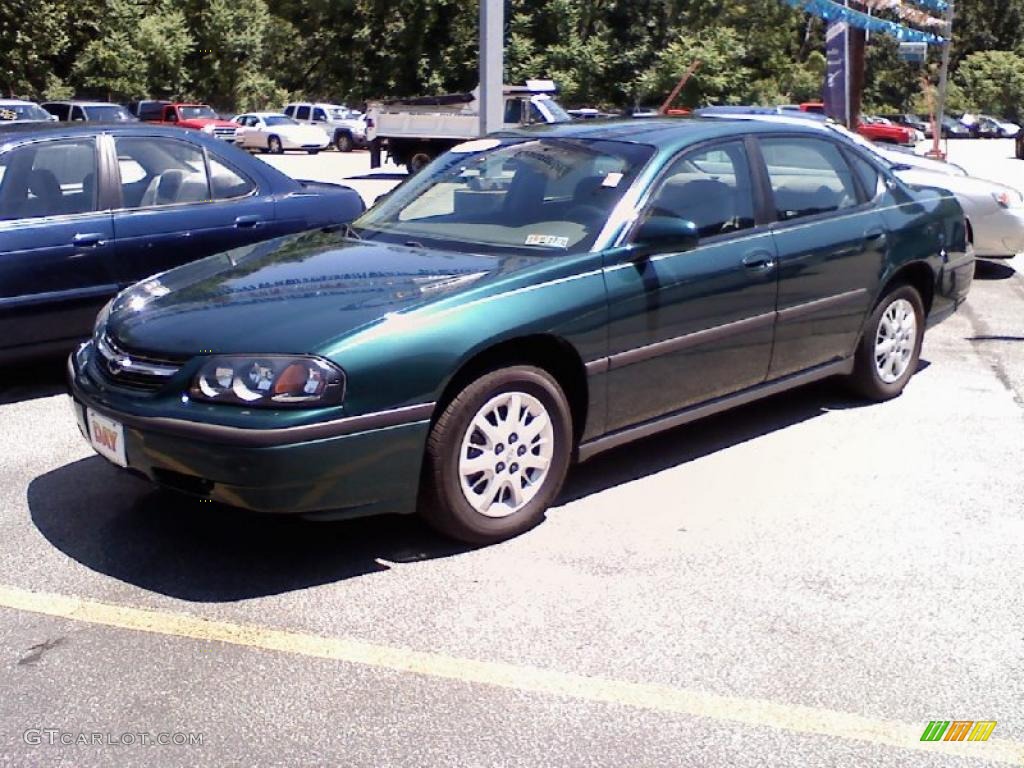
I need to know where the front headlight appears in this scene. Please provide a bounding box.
[993,190,1024,209]
[190,355,345,407]
[202,124,216,133]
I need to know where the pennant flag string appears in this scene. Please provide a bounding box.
[781,0,947,44]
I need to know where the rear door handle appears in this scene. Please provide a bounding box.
[72,232,106,248]
[742,251,776,271]
[234,215,262,229]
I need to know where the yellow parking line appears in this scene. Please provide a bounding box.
[1,584,1021,765]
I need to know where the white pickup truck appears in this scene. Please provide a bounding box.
[366,80,572,172]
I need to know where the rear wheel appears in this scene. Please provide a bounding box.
[848,284,925,401]
[307,148,320,155]
[420,366,573,545]
[407,149,433,174]
[267,135,283,154]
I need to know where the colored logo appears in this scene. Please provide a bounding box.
[921,721,997,742]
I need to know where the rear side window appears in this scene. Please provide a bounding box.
[296,105,311,120]
[113,136,210,209]
[846,152,883,200]
[0,139,98,220]
[643,140,757,238]
[208,155,256,200]
[43,103,70,121]
[760,137,859,221]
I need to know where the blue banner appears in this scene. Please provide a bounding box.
[782,0,946,44]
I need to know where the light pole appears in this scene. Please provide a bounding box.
[478,0,504,137]
[932,1,955,158]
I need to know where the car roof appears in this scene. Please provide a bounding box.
[0,99,39,106]
[0,122,224,142]
[43,100,123,107]
[246,112,289,118]
[504,117,830,150]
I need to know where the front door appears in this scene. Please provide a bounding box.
[603,139,779,432]
[0,136,117,354]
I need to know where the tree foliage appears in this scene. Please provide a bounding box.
[3,0,1023,115]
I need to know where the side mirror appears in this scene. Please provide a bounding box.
[632,216,699,258]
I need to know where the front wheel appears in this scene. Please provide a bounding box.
[420,366,573,545]
[307,149,320,155]
[848,285,925,401]
[334,132,353,152]
[267,135,283,155]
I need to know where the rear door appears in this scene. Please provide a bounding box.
[109,134,279,285]
[0,135,117,353]
[758,135,885,379]
[603,139,780,431]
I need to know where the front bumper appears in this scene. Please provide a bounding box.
[971,207,1024,257]
[68,344,432,519]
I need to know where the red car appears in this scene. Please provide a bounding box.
[798,102,916,146]
[135,101,238,143]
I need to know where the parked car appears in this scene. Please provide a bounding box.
[0,122,363,363]
[960,113,1020,139]
[232,112,330,154]
[134,101,239,143]
[283,103,366,152]
[698,107,1023,260]
[881,113,931,136]
[0,99,56,123]
[857,116,920,146]
[937,116,972,139]
[42,100,136,122]
[69,118,972,544]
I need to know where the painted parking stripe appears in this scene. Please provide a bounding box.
[0,584,1021,765]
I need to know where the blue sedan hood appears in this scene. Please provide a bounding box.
[106,231,536,357]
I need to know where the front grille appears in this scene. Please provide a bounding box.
[95,333,184,392]
[213,126,237,140]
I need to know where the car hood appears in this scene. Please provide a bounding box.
[106,231,541,358]
[179,118,235,128]
[896,167,1018,203]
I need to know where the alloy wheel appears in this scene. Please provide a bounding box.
[874,298,917,384]
[457,391,554,518]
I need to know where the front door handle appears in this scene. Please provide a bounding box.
[234,215,262,229]
[742,251,776,271]
[864,228,888,250]
[72,232,106,248]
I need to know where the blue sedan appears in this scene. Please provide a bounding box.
[0,122,363,362]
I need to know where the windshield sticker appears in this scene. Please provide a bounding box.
[602,172,624,188]
[526,234,570,248]
[451,138,502,153]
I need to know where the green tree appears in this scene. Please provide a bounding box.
[637,27,750,107]
[953,49,1024,121]
[0,0,69,96]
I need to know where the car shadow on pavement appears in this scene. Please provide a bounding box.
[0,357,68,405]
[559,378,872,506]
[27,458,471,602]
[974,260,1018,281]
[27,375,887,603]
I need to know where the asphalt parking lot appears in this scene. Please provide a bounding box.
[1,141,1023,767]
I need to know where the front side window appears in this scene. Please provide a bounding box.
[760,137,860,222]
[43,103,70,121]
[355,138,654,255]
[0,139,98,220]
[283,105,295,117]
[312,108,327,122]
[71,106,87,121]
[642,141,757,239]
[296,106,311,121]
[113,137,210,209]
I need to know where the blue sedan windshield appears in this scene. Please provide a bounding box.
[355,138,653,255]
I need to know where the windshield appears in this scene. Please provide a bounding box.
[179,105,217,120]
[535,96,572,123]
[85,105,134,121]
[354,138,653,255]
[0,104,51,121]
[264,115,297,126]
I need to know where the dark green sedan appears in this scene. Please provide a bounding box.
[68,119,974,544]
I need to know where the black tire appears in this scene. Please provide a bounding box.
[334,132,353,152]
[407,150,433,174]
[420,366,573,545]
[267,135,283,155]
[847,284,925,401]
[307,148,320,155]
